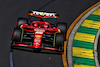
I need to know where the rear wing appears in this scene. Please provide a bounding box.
[28,10,59,19]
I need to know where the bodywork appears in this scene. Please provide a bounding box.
[11,10,64,52]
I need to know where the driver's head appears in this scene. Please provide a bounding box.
[34,23,38,27]
[44,24,48,28]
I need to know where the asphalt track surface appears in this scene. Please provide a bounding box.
[0,0,99,67]
[98,36,100,64]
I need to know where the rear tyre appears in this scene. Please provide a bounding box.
[57,22,67,40]
[12,28,22,42]
[57,22,67,33]
[17,17,28,27]
[55,33,64,49]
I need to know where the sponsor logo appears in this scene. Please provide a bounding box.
[35,32,43,34]
[34,39,41,43]
[35,35,41,37]
[32,11,56,16]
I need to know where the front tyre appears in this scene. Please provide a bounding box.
[55,33,64,49]
[12,28,22,42]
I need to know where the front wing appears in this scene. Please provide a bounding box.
[11,44,63,52]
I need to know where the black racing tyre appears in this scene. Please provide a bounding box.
[57,22,67,40]
[55,33,64,49]
[12,28,22,42]
[17,17,28,27]
[57,22,67,33]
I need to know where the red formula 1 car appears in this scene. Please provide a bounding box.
[11,10,67,52]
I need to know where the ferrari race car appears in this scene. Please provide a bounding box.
[11,10,67,52]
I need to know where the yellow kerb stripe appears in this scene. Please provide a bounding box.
[81,20,100,29]
[62,2,100,67]
[74,32,95,43]
[74,64,95,67]
[92,8,100,16]
[73,47,94,59]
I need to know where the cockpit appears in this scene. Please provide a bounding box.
[31,21,50,29]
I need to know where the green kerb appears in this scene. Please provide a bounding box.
[86,14,100,22]
[77,26,98,35]
[73,40,94,50]
[73,56,96,66]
